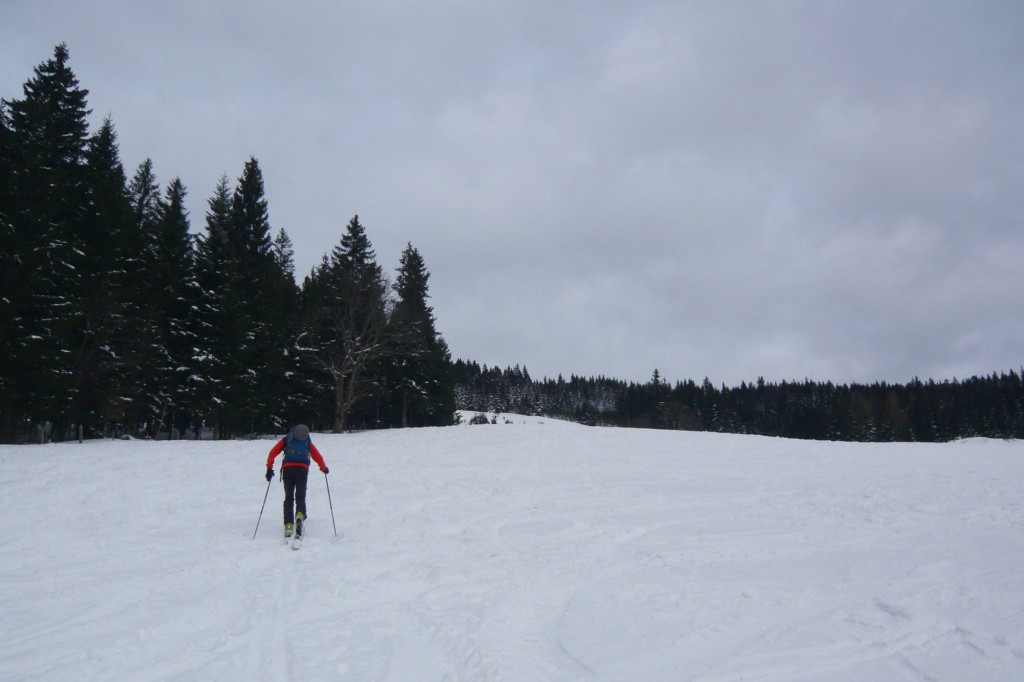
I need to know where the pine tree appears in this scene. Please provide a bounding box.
[224,158,292,433]
[299,215,393,432]
[149,178,197,437]
[296,255,341,429]
[72,117,135,435]
[128,159,162,229]
[272,228,295,278]
[270,227,312,425]
[387,243,454,427]
[121,158,165,435]
[1,43,92,441]
[192,176,234,437]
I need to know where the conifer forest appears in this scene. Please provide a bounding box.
[1,45,454,442]
[3,45,1021,443]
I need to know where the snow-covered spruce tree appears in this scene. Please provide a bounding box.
[72,117,136,436]
[120,158,165,436]
[221,158,294,435]
[1,43,92,441]
[146,178,198,438]
[191,176,234,438]
[271,227,312,428]
[272,227,295,277]
[295,254,341,430]
[383,243,454,427]
[298,215,393,432]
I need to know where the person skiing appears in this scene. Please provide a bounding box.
[265,424,329,540]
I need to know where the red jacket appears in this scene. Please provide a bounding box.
[266,438,327,472]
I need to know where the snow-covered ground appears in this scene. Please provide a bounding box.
[2,414,1023,681]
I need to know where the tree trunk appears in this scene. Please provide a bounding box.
[333,373,348,433]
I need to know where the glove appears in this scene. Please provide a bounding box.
[321,466,329,475]
[265,468,274,482]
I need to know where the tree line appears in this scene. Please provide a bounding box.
[1,44,453,443]
[6,45,1021,445]
[452,362,1024,442]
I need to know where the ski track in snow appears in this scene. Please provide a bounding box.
[2,415,1024,681]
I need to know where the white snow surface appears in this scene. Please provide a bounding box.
[2,414,1024,681]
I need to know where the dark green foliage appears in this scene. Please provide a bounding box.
[71,117,135,433]
[1,44,457,443]
[191,162,298,438]
[453,363,1024,442]
[190,175,234,437]
[297,216,394,432]
[292,254,339,430]
[120,158,165,435]
[383,244,455,427]
[1,43,92,439]
[222,158,294,434]
[14,43,1018,444]
[149,178,198,436]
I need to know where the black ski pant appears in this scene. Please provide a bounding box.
[281,466,309,525]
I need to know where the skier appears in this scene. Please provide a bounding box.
[265,424,329,541]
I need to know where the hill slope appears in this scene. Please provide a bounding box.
[2,417,1023,680]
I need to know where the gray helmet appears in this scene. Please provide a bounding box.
[290,424,310,441]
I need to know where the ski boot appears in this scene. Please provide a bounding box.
[295,512,305,539]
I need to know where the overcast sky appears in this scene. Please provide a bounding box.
[3,1,1022,386]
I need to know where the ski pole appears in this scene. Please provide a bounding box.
[324,471,338,537]
[252,477,272,540]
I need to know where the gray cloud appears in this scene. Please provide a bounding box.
[3,0,1022,386]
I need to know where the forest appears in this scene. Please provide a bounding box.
[453,362,1024,442]
[1,45,453,443]
[4,45,1022,444]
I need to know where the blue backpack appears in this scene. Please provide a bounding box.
[283,433,311,465]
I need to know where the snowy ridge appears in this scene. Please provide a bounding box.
[2,418,1023,680]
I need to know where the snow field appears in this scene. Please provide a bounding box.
[2,415,1023,680]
